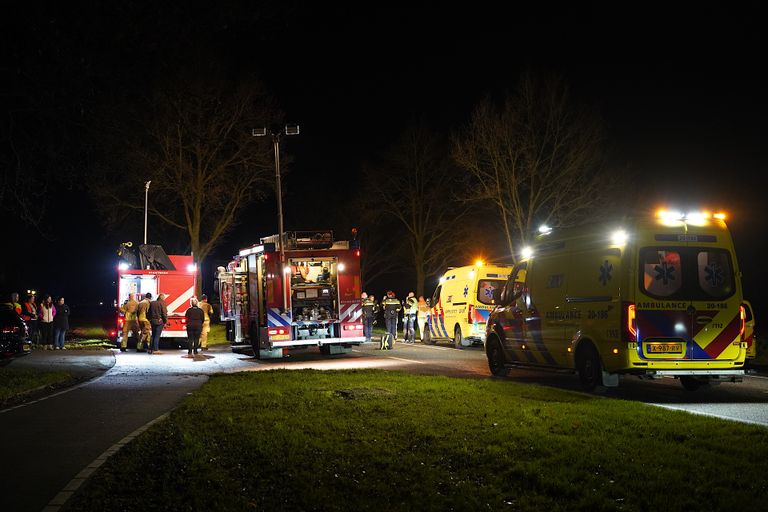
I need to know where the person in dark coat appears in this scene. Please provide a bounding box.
[185,297,205,356]
[147,293,168,354]
[52,296,70,350]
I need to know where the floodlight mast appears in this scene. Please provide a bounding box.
[253,124,300,310]
[144,180,151,244]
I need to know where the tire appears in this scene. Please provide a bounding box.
[423,327,434,345]
[453,326,464,349]
[680,376,704,391]
[486,337,509,377]
[576,343,603,391]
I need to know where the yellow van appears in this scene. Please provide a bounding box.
[485,211,747,390]
[426,262,512,348]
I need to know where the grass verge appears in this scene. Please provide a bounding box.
[66,370,767,511]
[0,367,72,404]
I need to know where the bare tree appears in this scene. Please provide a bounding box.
[364,122,467,297]
[452,73,610,262]
[89,79,280,294]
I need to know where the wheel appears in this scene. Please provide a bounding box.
[423,327,434,345]
[486,337,509,377]
[680,376,705,391]
[453,326,464,349]
[576,343,603,390]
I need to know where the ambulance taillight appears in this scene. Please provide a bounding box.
[622,302,637,342]
[468,304,474,324]
[740,305,746,340]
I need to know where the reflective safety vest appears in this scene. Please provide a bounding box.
[383,297,401,317]
[404,296,418,315]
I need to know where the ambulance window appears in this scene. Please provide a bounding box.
[503,263,527,304]
[697,250,733,298]
[641,249,682,297]
[476,280,504,305]
[432,285,441,306]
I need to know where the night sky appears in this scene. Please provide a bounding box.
[2,3,766,323]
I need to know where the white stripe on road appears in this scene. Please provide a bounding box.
[384,356,425,365]
[42,411,172,512]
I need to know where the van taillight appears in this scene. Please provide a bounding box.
[622,302,637,342]
[468,304,474,324]
[740,305,746,340]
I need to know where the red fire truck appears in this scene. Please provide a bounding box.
[115,243,197,347]
[216,231,364,358]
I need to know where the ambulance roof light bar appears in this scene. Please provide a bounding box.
[655,209,727,221]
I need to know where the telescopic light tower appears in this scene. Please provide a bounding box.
[253,124,300,309]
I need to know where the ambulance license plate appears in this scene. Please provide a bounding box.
[647,343,683,354]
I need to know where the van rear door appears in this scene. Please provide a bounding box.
[637,246,741,361]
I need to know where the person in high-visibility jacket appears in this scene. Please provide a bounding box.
[199,294,214,351]
[119,294,139,352]
[136,292,152,351]
[403,292,418,343]
[382,291,401,340]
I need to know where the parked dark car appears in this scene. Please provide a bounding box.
[1,303,32,358]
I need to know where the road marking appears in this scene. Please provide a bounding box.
[42,410,172,512]
[384,356,425,364]
[647,403,768,428]
[0,373,108,415]
[350,349,424,364]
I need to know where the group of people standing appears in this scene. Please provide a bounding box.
[360,290,430,344]
[118,293,213,356]
[9,292,70,350]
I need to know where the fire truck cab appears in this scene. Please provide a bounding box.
[217,231,364,358]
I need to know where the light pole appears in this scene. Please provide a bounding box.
[253,124,300,310]
[143,180,152,245]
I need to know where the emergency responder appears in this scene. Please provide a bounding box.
[148,293,168,354]
[417,295,430,342]
[403,291,418,343]
[136,292,152,351]
[21,294,39,346]
[382,291,401,340]
[119,294,139,352]
[199,294,214,351]
[361,292,378,343]
[9,292,22,315]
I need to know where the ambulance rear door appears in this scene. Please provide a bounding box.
[637,238,742,362]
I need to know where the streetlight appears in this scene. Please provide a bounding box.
[253,124,300,310]
[144,180,151,245]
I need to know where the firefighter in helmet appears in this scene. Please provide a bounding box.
[136,292,152,351]
[119,293,140,352]
[382,291,402,340]
[199,294,214,351]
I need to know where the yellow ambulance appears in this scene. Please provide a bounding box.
[485,210,747,390]
[426,262,512,348]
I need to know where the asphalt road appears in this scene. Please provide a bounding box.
[2,342,767,511]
